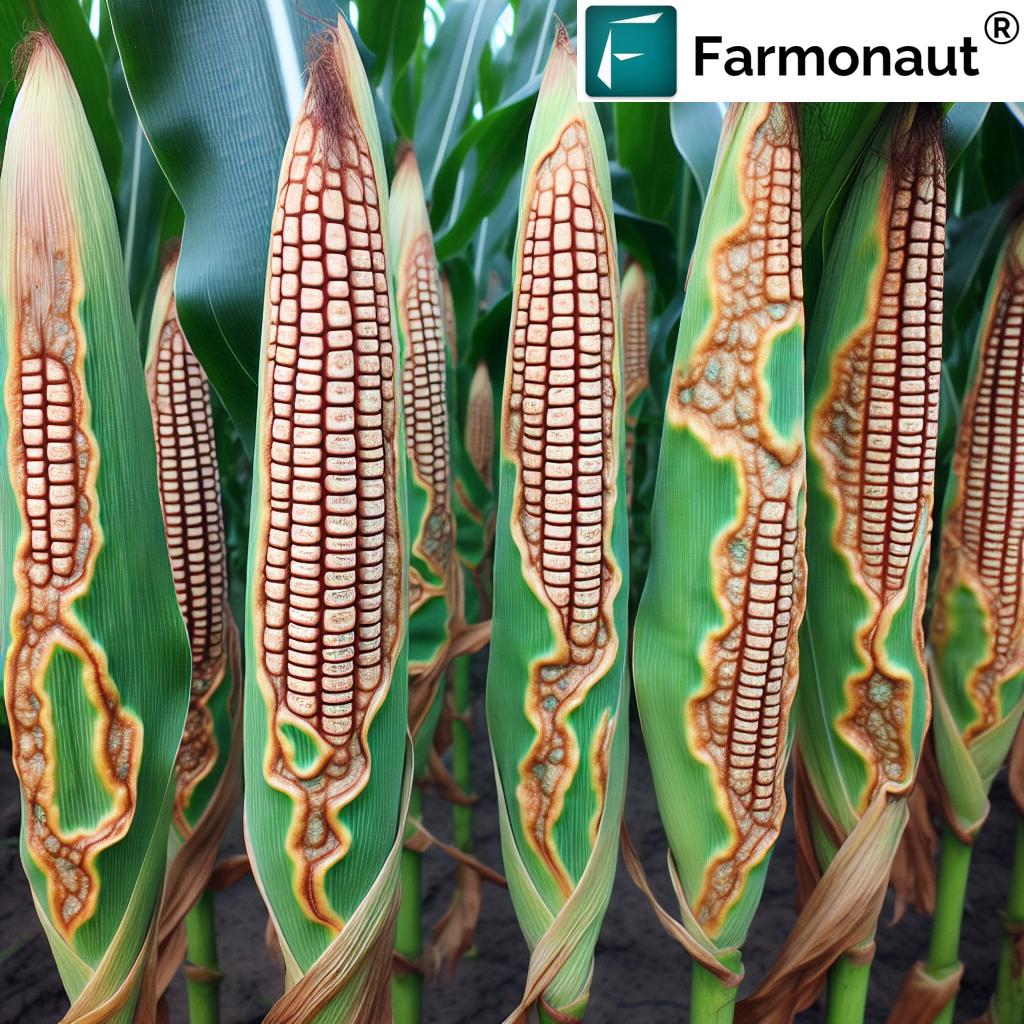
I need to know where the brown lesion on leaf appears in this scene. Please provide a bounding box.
[815,107,945,796]
[505,119,620,896]
[399,233,455,618]
[253,49,402,927]
[621,264,649,504]
[671,104,806,932]
[145,271,234,836]
[4,200,140,938]
[932,222,1024,741]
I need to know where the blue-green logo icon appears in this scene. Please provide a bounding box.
[584,6,677,97]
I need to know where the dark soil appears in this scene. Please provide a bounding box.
[1,652,1016,1023]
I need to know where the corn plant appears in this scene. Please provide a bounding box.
[486,27,629,1022]
[242,20,411,1021]
[389,140,462,1016]
[632,102,806,1022]
[620,260,650,507]
[391,143,459,766]
[0,33,190,1022]
[890,213,1024,1024]
[750,104,945,1023]
[144,247,242,1019]
[465,362,495,494]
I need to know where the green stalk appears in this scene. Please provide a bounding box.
[184,891,222,1024]
[393,787,424,1024]
[690,952,742,1024]
[924,828,975,1024]
[451,656,474,856]
[825,951,873,1024]
[992,818,1024,1022]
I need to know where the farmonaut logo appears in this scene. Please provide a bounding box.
[584,6,677,97]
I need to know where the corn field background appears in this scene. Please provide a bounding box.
[2,1,1024,1023]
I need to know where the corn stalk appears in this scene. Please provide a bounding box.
[891,213,1024,1024]
[486,27,628,1023]
[744,104,946,1024]
[0,34,190,1022]
[243,20,412,1022]
[631,102,806,1023]
[144,248,242,1021]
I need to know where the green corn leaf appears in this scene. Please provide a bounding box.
[633,103,806,956]
[242,19,411,1016]
[486,28,629,1019]
[356,0,425,88]
[929,215,1024,837]
[670,102,723,201]
[432,86,539,258]
[800,102,885,239]
[615,103,677,223]
[0,35,189,1021]
[413,0,509,196]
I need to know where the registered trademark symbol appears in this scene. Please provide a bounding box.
[986,10,1020,43]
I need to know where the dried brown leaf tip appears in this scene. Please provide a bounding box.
[145,255,233,836]
[933,217,1024,739]
[506,118,619,893]
[4,54,140,933]
[253,27,402,925]
[673,104,805,930]
[815,105,945,792]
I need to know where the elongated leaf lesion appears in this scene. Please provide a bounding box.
[671,104,805,930]
[814,107,946,795]
[933,221,1024,740]
[505,118,619,894]
[4,183,140,937]
[253,38,403,926]
[146,258,233,835]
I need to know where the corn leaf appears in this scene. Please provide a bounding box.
[633,103,806,954]
[929,216,1024,837]
[243,19,411,1015]
[486,29,629,1018]
[0,36,189,1020]
[391,144,459,768]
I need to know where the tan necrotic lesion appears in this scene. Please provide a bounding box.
[933,237,1024,739]
[254,90,401,926]
[400,234,454,615]
[671,104,805,931]
[146,294,231,835]
[506,120,619,894]
[4,196,140,937]
[815,111,945,795]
